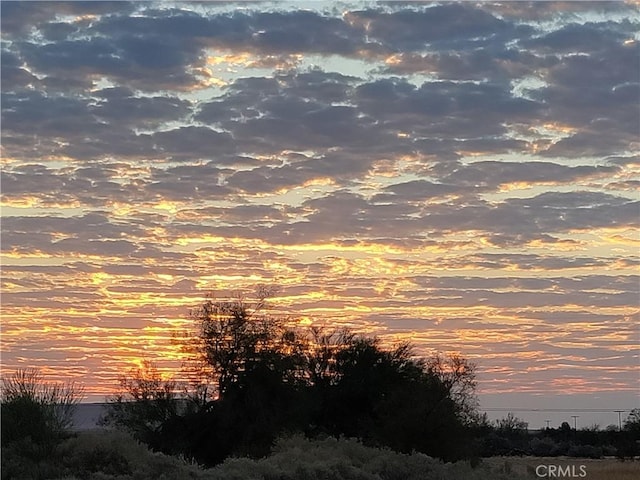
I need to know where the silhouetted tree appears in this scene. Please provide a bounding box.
[312,336,420,437]
[616,408,640,459]
[426,353,479,424]
[299,328,478,460]
[108,289,482,465]
[187,287,302,400]
[624,408,640,434]
[496,412,528,433]
[165,288,311,463]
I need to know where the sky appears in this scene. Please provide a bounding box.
[1,1,639,429]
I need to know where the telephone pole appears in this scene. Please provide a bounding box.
[571,415,579,430]
[615,410,625,431]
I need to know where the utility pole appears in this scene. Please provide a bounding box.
[571,415,579,430]
[615,410,625,431]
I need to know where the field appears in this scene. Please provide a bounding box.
[483,456,640,480]
[4,427,639,480]
[4,429,533,480]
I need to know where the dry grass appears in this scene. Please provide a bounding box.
[483,456,640,480]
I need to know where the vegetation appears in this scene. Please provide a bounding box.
[99,361,186,449]
[3,292,637,479]
[101,291,639,467]
[1,429,532,480]
[207,434,526,480]
[103,290,480,465]
[478,412,640,460]
[1,368,83,480]
[1,429,205,480]
[3,426,639,480]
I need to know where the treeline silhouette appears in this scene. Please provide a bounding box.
[478,413,640,460]
[102,292,480,465]
[2,291,638,477]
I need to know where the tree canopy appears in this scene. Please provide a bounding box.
[105,290,480,465]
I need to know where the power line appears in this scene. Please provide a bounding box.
[480,408,635,413]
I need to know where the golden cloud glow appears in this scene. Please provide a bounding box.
[2,5,637,406]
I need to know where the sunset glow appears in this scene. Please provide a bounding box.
[1,1,638,426]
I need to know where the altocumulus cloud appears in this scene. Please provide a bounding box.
[1,1,638,412]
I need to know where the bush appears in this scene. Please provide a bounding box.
[3,430,209,480]
[60,431,132,477]
[208,435,529,480]
[1,437,67,480]
[100,361,183,448]
[60,430,206,480]
[567,444,603,459]
[1,428,533,480]
[1,368,82,446]
[1,368,83,479]
[529,437,561,457]
[480,431,513,456]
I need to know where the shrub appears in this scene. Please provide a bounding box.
[59,430,207,480]
[1,368,83,479]
[100,361,183,449]
[208,434,529,480]
[567,444,603,459]
[530,437,560,457]
[1,368,82,447]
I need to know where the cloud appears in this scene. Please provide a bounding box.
[1,1,638,402]
[1,1,134,36]
[379,49,556,82]
[521,21,633,53]
[346,4,524,50]
[479,1,637,21]
[90,87,192,128]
